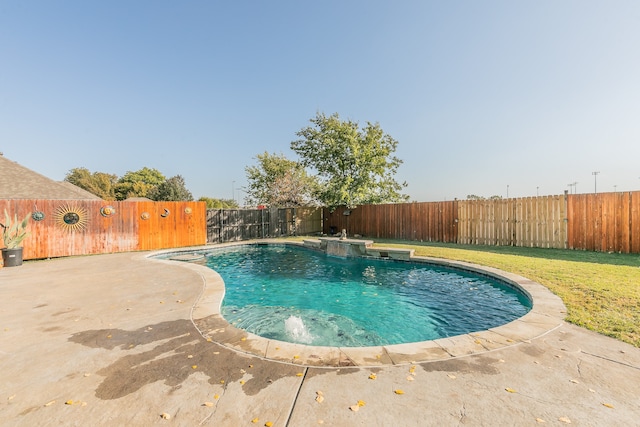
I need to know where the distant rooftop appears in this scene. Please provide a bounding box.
[0,154,102,200]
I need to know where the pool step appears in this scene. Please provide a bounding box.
[365,247,414,261]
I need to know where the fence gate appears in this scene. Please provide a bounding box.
[206,207,320,244]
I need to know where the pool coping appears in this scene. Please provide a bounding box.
[148,240,567,367]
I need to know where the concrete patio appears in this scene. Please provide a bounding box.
[1,248,639,426]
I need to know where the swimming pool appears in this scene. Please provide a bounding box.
[196,244,531,347]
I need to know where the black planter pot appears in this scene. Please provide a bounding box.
[1,247,23,267]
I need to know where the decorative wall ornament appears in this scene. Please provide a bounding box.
[32,211,45,221]
[184,207,192,214]
[100,205,116,217]
[54,204,89,232]
[141,212,150,220]
[161,208,170,218]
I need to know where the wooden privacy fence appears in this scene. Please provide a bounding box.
[323,202,459,243]
[458,195,568,248]
[3,192,639,259]
[568,191,640,253]
[206,207,322,244]
[322,192,640,253]
[0,199,206,260]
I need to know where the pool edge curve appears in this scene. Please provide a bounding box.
[148,240,567,367]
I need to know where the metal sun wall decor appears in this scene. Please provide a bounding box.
[100,205,116,217]
[54,204,89,232]
[141,212,150,220]
[32,204,45,221]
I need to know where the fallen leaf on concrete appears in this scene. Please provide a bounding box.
[602,403,614,408]
[249,364,254,368]
[357,400,366,407]
[160,412,171,419]
[569,379,579,384]
[505,388,517,393]
[394,390,405,395]
[240,369,246,374]
[296,373,304,377]
[535,418,546,423]
[191,365,198,369]
[406,376,415,381]
[293,355,300,359]
[44,400,56,407]
[499,359,505,363]
[588,388,596,393]
[447,374,456,379]
[240,380,245,385]
[106,334,112,339]
[83,373,91,377]
[265,421,273,426]
[558,416,571,423]
[65,400,74,405]
[214,394,220,399]
[368,373,377,380]
[349,404,359,412]
[203,402,214,407]
[315,395,324,403]
[220,380,225,384]
[251,418,259,423]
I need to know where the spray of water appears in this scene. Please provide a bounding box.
[284,315,313,344]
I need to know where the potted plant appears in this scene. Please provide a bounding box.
[1,209,30,267]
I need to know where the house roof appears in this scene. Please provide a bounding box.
[0,155,102,200]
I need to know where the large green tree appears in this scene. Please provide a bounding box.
[64,167,118,200]
[114,167,165,200]
[148,175,193,201]
[244,152,318,207]
[291,112,408,210]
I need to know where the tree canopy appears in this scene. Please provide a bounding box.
[148,175,193,201]
[114,167,165,200]
[244,152,318,207]
[291,112,408,210]
[65,167,198,202]
[64,167,118,200]
[198,197,238,209]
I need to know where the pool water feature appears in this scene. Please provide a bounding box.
[202,244,532,347]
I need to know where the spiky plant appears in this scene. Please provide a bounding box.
[0,209,30,249]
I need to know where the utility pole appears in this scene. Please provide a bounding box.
[592,171,600,194]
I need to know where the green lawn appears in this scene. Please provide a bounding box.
[287,237,640,348]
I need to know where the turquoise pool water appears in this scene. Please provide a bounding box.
[196,244,531,347]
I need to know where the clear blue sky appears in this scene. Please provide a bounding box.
[2,1,639,202]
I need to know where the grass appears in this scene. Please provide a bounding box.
[287,236,640,348]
